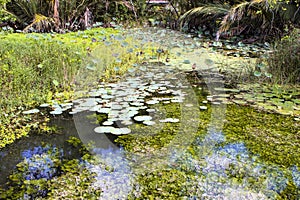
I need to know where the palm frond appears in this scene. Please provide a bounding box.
[178,4,230,30]
[217,0,276,39]
[179,4,230,32]
[23,13,54,32]
[6,0,51,25]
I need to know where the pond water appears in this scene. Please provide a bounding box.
[0,28,299,199]
[1,62,299,199]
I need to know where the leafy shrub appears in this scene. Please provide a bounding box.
[267,28,300,84]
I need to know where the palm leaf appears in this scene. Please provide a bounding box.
[23,13,54,32]
[217,0,280,39]
[178,4,230,31]
[6,0,51,26]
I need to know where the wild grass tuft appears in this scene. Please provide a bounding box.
[267,28,300,84]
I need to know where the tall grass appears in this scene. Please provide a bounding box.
[267,29,300,84]
[0,36,81,109]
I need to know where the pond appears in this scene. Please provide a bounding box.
[0,28,299,199]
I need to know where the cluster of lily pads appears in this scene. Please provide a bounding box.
[125,27,270,59]
[73,65,192,135]
[200,84,300,121]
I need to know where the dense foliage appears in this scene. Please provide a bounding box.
[1,0,300,39]
[1,0,160,32]
[267,28,300,84]
[179,0,300,41]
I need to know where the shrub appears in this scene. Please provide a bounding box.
[267,28,300,84]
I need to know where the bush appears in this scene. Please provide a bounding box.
[267,28,300,84]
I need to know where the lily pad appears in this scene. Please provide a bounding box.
[183,59,191,64]
[134,115,152,122]
[97,108,111,114]
[146,108,156,113]
[111,127,131,135]
[50,110,63,115]
[159,118,179,123]
[22,109,40,114]
[199,106,208,110]
[143,120,156,126]
[94,126,115,134]
[232,100,248,106]
[121,120,133,126]
[146,100,160,105]
[40,103,50,108]
[103,121,114,126]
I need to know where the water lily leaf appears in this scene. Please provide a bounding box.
[199,106,207,110]
[114,35,124,41]
[143,120,156,126]
[40,103,50,108]
[254,71,261,77]
[128,68,135,73]
[121,41,129,47]
[134,115,152,122]
[121,120,133,126]
[97,108,111,114]
[146,100,160,105]
[23,109,40,114]
[234,94,244,99]
[232,99,248,105]
[159,118,179,123]
[264,72,272,78]
[94,126,114,133]
[183,60,191,64]
[292,99,300,104]
[111,127,131,135]
[50,110,63,115]
[52,80,59,86]
[256,63,265,68]
[86,64,95,71]
[204,59,214,66]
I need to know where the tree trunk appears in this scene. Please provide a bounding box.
[53,0,60,30]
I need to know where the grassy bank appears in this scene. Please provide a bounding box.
[0,27,149,149]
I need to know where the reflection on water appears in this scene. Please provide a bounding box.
[1,110,299,199]
[88,147,134,200]
[76,126,300,199]
[0,116,79,186]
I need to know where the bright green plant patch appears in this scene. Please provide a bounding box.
[0,27,153,149]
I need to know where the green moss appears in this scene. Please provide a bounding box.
[222,104,300,168]
[128,169,198,199]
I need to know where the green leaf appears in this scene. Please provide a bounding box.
[264,72,272,78]
[204,59,214,66]
[254,71,261,77]
[183,60,190,64]
[52,80,59,86]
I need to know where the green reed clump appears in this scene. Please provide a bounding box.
[267,28,300,84]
